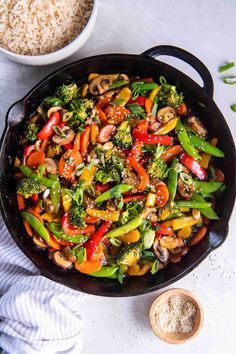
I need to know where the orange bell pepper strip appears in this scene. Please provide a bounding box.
[144,98,153,114]
[95,107,108,125]
[27,208,44,224]
[58,149,83,180]
[105,105,130,124]
[127,263,152,276]
[85,215,99,224]
[17,193,25,210]
[127,155,149,192]
[74,133,81,151]
[26,151,45,169]
[75,259,102,274]
[161,145,183,162]
[91,123,99,144]
[46,234,61,250]
[80,126,91,157]
[23,220,33,236]
[95,97,110,111]
[130,140,143,158]
[175,102,187,116]
[79,165,97,188]
[86,209,120,222]
[189,226,208,246]
[118,230,140,244]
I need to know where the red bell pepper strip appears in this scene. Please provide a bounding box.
[123,194,146,203]
[95,183,111,193]
[37,111,61,141]
[59,121,66,129]
[61,213,95,236]
[127,155,150,192]
[31,193,38,203]
[23,145,36,157]
[64,142,74,151]
[80,125,91,157]
[155,224,174,236]
[133,128,173,145]
[84,220,112,260]
[180,153,208,181]
[128,96,146,106]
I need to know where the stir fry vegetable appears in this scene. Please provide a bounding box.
[15,73,225,282]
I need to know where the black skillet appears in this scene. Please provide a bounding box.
[0,45,235,296]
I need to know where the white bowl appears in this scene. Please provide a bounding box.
[0,0,98,66]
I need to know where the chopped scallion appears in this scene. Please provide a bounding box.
[218,62,234,73]
[222,77,236,85]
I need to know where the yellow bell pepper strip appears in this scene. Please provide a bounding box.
[88,73,99,81]
[127,263,152,276]
[175,119,201,160]
[178,226,192,239]
[156,117,178,135]
[79,165,97,188]
[86,209,120,222]
[91,123,99,145]
[127,155,150,192]
[148,86,162,101]
[21,211,50,242]
[61,191,72,212]
[171,216,202,230]
[112,87,132,106]
[105,215,143,238]
[160,236,180,249]
[95,184,133,203]
[41,213,55,222]
[200,138,217,168]
[145,193,156,207]
[179,207,190,212]
[90,266,119,277]
[161,220,173,227]
[159,208,171,220]
[118,230,141,244]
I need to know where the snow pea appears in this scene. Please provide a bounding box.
[20,165,55,187]
[95,184,133,203]
[175,120,201,160]
[175,200,211,209]
[167,158,178,200]
[21,211,50,242]
[90,266,119,277]
[189,135,224,157]
[48,174,61,213]
[47,222,89,244]
[191,193,219,220]
[105,215,143,238]
[193,181,224,194]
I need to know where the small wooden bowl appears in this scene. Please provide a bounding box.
[149,288,204,344]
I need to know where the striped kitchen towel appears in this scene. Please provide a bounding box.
[0,217,90,354]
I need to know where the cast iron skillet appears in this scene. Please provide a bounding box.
[0,46,235,297]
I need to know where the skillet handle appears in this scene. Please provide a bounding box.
[141,45,214,98]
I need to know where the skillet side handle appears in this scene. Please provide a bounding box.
[142,45,214,98]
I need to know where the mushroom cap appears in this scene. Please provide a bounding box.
[52,126,75,146]
[51,251,73,269]
[157,106,176,124]
[89,75,113,96]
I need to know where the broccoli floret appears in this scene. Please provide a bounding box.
[158,85,183,108]
[116,242,143,266]
[147,158,168,180]
[113,121,133,149]
[69,205,86,228]
[68,98,94,131]
[25,123,39,142]
[56,83,78,104]
[16,178,42,198]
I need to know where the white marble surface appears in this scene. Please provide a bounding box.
[0,1,236,353]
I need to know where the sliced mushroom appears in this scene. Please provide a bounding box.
[180,246,189,256]
[44,199,54,213]
[153,240,169,263]
[51,251,73,269]
[119,73,129,82]
[157,106,176,124]
[159,236,180,249]
[146,211,158,223]
[187,116,207,137]
[177,176,194,200]
[33,236,48,249]
[47,106,63,118]
[97,124,116,143]
[169,254,182,263]
[169,247,182,255]
[29,113,39,123]
[141,207,156,219]
[52,126,75,146]
[45,158,58,174]
[89,75,113,96]
[62,247,77,263]
[122,171,139,193]
[84,194,96,209]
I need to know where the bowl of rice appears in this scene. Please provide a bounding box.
[0,0,98,66]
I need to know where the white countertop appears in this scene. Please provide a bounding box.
[0,1,236,353]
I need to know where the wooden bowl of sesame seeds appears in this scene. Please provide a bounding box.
[149,288,204,344]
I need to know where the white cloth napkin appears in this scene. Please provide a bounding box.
[0,217,90,354]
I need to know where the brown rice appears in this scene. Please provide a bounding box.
[0,0,93,55]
